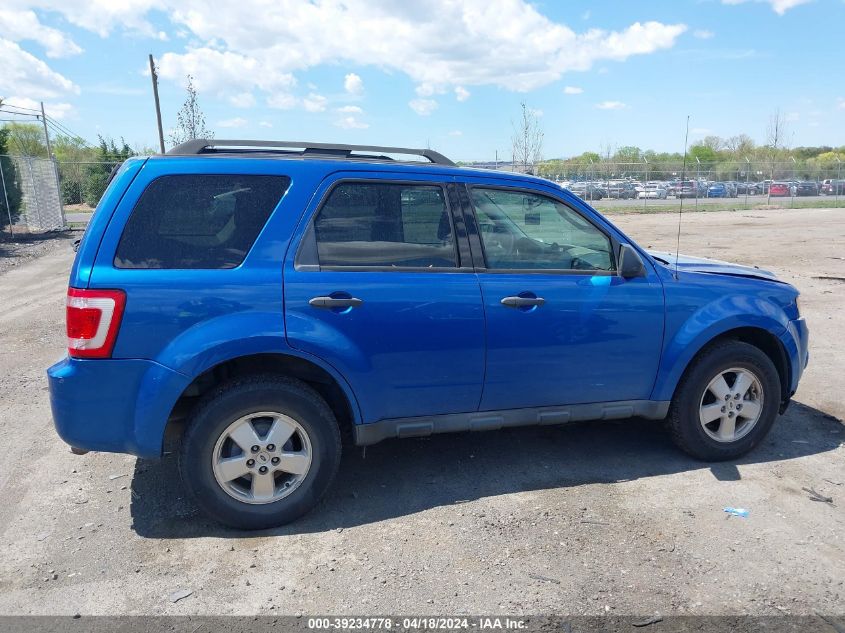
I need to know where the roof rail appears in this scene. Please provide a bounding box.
[166,139,455,166]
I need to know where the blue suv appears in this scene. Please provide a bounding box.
[48,140,809,529]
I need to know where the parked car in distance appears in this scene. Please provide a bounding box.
[769,182,792,197]
[821,179,845,195]
[569,182,605,200]
[795,181,819,196]
[606,182,639,199]
[676,180,703,198]
[48,139,809,529]
[736,182,758,195]
[707,182,737,198]
[638,183,668,199]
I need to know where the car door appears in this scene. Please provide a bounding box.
[283,174,485,424]
[458,179,665,411]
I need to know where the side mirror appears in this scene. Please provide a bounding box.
[618,244,646,279]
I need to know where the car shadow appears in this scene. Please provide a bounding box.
[129,401,843,539]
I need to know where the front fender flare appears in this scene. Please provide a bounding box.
[651,295,789,402]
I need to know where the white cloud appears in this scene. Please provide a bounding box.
[147,2,685,94]
[455,86,470,102]
[334,115,368,129]
[344,72,363,95]
[158,47,296,97]
[218,116,247,128]
[721,0,812,15]
[409,98,438,116]
[416,83,437,97]
[0,38,78,99]
[596,100,627,110]
[0,9,82,57]
[259,120,273,128]
[0,1,688,116]
[563,85,583,94]
[302,92,327,112]
[229,92,255,108]
[267,93,296,110]
[693,29,715,39]
[336,105,363,113]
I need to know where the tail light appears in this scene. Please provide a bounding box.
[66,288,126,358]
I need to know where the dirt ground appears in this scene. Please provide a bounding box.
[0,207,842,617]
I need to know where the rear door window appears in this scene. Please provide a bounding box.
[114,174,289,269]
[313,182,456,268]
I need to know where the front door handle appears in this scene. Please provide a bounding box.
[501,296,545,308]
[309,296,364,309]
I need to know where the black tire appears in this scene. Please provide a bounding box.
[178,374,342,530]
[667,341,781,461]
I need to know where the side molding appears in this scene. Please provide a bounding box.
[354,400,670,446]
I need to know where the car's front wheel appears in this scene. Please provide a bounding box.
[667,341,780,461]
[179,374,342,529]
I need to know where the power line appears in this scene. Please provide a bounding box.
[44,117,93,146]
[0,102,42,113]
[0,108,40,119]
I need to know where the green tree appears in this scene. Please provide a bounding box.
[4,122,47,157]
[169,75,213,147]
[613,146,642,163]
[53,135,97,205]
[0,127,23,227]
[689,144,717,164]
[83,136,135,207]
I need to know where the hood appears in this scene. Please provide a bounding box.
[647,250,781,282]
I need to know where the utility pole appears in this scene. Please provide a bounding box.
[149,54,166,153]
[39,101,53,157]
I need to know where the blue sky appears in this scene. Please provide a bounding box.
[1,0,843,161]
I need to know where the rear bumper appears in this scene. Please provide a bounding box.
[48,356,190,458]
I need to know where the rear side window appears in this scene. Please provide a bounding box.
[313,182,456,268]
[114,174,289,269]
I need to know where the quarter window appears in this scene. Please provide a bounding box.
[314,182,456,268]
[115,174,289,269]
[470,188,615,272]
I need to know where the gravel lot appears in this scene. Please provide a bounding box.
[0,207,842,617]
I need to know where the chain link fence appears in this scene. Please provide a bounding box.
[0,154,66,232]
[0,155,125,233]
[536,159,844,185]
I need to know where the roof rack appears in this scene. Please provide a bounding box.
[167,139,455,166]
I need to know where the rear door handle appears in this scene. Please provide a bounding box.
[309,296,364,309]
[501,296,545,308]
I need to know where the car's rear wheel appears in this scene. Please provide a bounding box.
[667,341,780,461]
[178,374,342,529]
